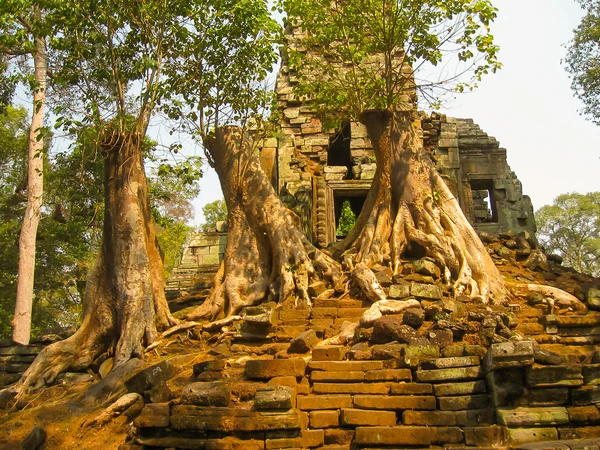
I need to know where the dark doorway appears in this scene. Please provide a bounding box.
[328,122,353,179]
[470,179,497,223]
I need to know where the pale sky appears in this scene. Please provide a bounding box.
[191,0,600,223]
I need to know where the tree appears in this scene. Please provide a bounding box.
[0,2,50,344]
[0,106,102,339]
[284,0,506,303]
[154,0,345,325]
[12,0,211,395]
[565,0,600,125]
[201,199,227,231]
[536,192,600,277]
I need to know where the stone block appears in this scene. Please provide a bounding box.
[428,328,454,347]
[340,408,396,426]
[312,382,389,395]
[255,386,295,410]
[421,356,480,370]
[180,381,231,407]
[497,407,569,427]
[308,360,383,372]
[170,406,237,432]
[265,429,323,449]
[506,428,558,445]
[372,316,416,344]
[134,403,170,428]
[558,426,600,440]
[464,426,505,447]
[402,409,495,426]
[403,345,440,360]
[567,405,600,425]
[311,345,346,361]
[288,329,319,354]
[297,395,352,410]
[364,368,411,382]
[411,283,443,299]
[526,365,583,387]
[311,371,364,382]
[370,342,403,360]
[442,344,487,358]
[571,385,600,405]
[246,359,306,380]
[438,394,491,411]
[125,360,175,394]
[583,364,600,385]
[355,426,432,446]
[235,411,303,432]
[353,395,436,410]
[434,380,487,396]
[528,387,569,406]
[324,429,355,446]
[415,366,483,383]
[388,284,411,299]
[484,340,535,372]
[309,410,339,428]
[402,308,425,329]
[390,383,433,395]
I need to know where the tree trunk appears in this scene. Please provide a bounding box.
[333,109,507,304]
[188,126,343,322]
[13,130,176,396]
[12,36,47,345]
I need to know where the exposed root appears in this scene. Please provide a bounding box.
[83,393,143,427]
[187,126,344,327]
[335,110,506,305]
[508,282,588,312]
[162,321,201,338]
[318,298,421,346]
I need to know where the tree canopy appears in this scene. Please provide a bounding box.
[565,0,600,125]
[201,199,228,232]
[283,0,501,122]
[536,192,600,277]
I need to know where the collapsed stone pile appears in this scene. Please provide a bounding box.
[110,232,600,449]
[4,231,600,449]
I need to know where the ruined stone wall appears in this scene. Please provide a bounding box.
[266,23,537,248]
[423,114,536,236]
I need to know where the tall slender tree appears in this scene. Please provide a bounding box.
[0,3,50,344]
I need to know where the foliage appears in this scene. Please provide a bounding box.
[0,106,105,338]
[565,0,600,125]
[536,192,600,277]
[161,0,280,139]
[157,221,191,279]
[336,200,357,237]
[283,0,501,124]
[201,199,228,232]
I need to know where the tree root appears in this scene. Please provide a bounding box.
[507,282,588,312]
[318,298,421,346]
[83,393,142,427]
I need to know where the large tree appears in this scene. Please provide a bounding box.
[0,2,50,344]
[537,192,600,277]
[156,0,344,324]
[565,0,600,125]
[284,0,506,303]
[10,0,214,395]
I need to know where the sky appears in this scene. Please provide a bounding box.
[189,0,599,225]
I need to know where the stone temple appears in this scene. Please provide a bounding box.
[171,22,536,285]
